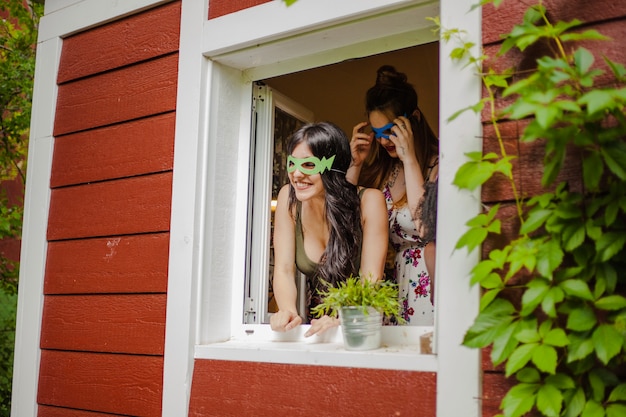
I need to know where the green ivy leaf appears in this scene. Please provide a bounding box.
[521,279,550,316]
[560,279,594,301]
[604,56,626,81]
[455,227,488,253]
[470,260,496,286]
[567,332,595,362]
[595,232,626,262]
[562,222,586,252]
[589,371,606,403]
[595,295,626,311]
[480,288,503,311]
[463,299,516,348]
[561,29,609,43]
[545,373,575,390]
[542,286,564,318]
[532,344,558,374]
[536,240,564,280]
[579,89,616,115]
[501,382,539,417]
[520,208,552,235]
[581,400,605,417]
[601,144,626,180]
[607,404,626,417]
[583,151,604,191]
[453,159,496,190]
[536,383,564,417]
[492,319,521,365]
[543,328,569,347]
[563,387,586,417]
[608,383,626,402]
[573,47,595,75]
[517,367,540,383]
[593,324,623,365]
[516,328,541,344]
[567,304,597,332]
[506,343,538,377]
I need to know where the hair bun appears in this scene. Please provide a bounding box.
[376,65,407,87]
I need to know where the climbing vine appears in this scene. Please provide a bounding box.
[437,0,626,416]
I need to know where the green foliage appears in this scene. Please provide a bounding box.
[0,289,16,417]
[441,0,626,415]
[311,275,404,322]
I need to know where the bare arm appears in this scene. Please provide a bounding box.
[270,185,302,332]
[358,188,389,283]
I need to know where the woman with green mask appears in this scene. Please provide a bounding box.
[270,122,388,337]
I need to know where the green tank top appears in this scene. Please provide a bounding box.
[294,188,365,276]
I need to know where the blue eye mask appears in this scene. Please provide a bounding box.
[287,155,336,175]
[371,122,396,140]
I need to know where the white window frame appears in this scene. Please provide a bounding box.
[166,1,482,417]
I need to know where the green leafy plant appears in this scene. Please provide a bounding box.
[311,275,404,321]
[437,0,626,416]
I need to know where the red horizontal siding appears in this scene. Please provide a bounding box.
[208,0,272,19]
[38,350,163,417]
[58,1,181,84]
[47,172,172,241]
[189,360,437,417]
[45,233,169,294]
[482,373,516,417]
[39,405,119,417]
[41,294,166,355]
[51,112,175,187]
[54,53,179,136]
[483,0,626,45]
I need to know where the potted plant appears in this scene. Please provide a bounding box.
[311,275,404,351]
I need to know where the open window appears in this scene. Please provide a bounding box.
[245,83,314,325]
[244,44,440,330]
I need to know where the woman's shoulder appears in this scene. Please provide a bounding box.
[358,186,385,206]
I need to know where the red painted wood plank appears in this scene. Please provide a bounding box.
[38,350,163,417]
[47,172,172,241]
[51,112,175,187]
[208,0,271,19]
[482,372,516,417]
[39,405,120,417]
[189,359,437,417]
[45,233,169,294]
[41,294,166,355]
[58,2,181,84]
[483,0,626,45]
[54,53,179,136]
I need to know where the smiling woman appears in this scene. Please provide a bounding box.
[269,122,388,337]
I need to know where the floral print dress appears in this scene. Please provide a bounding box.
[383,184,434,326]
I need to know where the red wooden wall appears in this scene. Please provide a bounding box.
[38,2,181,416]
[189,360,437,417]
[208,0,271,19]
[480,1,626,416]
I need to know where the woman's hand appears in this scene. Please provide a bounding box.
[350,121,374,169]
[270,310,302,332]
[305,315,340,337]
[389,116,417,164]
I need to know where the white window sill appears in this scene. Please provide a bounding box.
[195,325,438,372]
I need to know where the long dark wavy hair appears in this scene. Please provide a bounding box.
[287,122,363,290]
[359,65,439,190]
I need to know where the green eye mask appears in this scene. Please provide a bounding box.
[287,155,336,175]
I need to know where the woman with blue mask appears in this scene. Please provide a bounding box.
[270,122,388,337]
[348,65,439,326]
